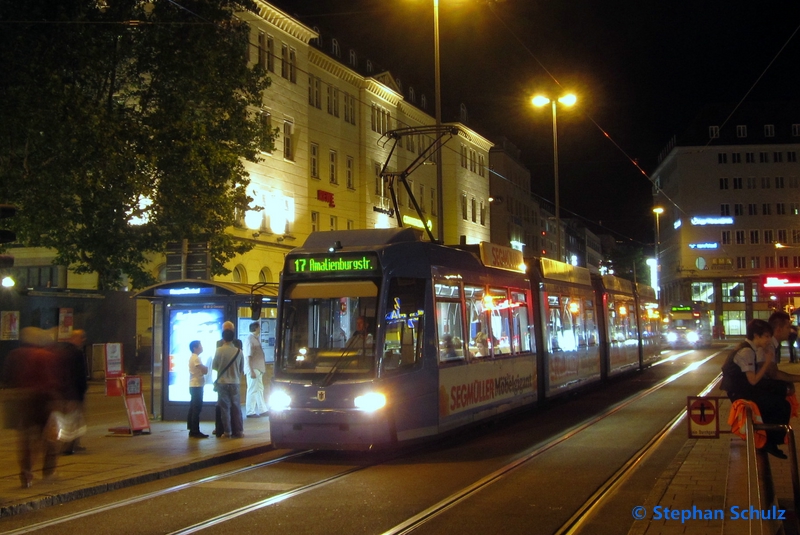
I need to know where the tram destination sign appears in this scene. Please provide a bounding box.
[287,253,380,275]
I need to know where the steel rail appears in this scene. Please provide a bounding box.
[1,449,313,535]
[379,350,724,535]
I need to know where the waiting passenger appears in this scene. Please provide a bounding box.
[723,319,790,459]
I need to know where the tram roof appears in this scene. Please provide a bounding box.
[131,279,279,298]
[298,228,423,251]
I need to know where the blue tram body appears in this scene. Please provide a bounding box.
[268,228,660,450]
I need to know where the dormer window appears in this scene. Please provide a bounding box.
[331,38,340,57]
[421,94,427,110]
[736,125,747,138]
[349,49,357,67]
[765,124,775,137]
[366,60,373,73]
[409,87,416,103]
[312,26,320,45]
[395,78,403,92]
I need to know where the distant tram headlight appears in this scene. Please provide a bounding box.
[268,390,292,412]
[354,392,386,412]
[686,331,700,344]
[666,332,678,343]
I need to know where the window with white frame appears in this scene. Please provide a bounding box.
[774,152,783,163]
[734,203,744,216]
[778,229,788,243]
[736,125,747,138]
[732,153,741,163]
[331,39,340,57]
[347,219,355,230]
[747,177,757,189]
[288,48,296,83]
[777,203,786,215]
[750,230,760,244]
[421,94,427,109]
[346,156,354,189]
[720,204,730,216]
[257,31,266,69]
[349,49,357,67]
[748,203,758,215]
[329,150,338,184]
[721,230,731,245]
[311,211,319,232]
[330,215,337,230]
[719,177,729,189]
[746,152,755,163]
[764,124,775,137]
[776,176,785,188]
[479,154,485,177]
[789,152,797,162]
[761,177,771,188]
[733,177,742,189]
[751,256,761,269]
[735,230,745,244]
[760,152,769,163]
[469,149,477,173]
[283,121,293,160]
[794,124,800,137]
[259,111,272,153]
[794,229,800,243]
[460,145,468,168]
[736,256,746,269]
[762,203,772,215]
[764,229,774,243]
[310,143,319,178]
[765,256,775,269]
[792,203,800,215]
[709,126,720,138]
[718,153,727,164]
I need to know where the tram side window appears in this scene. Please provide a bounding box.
[382,278,425,372]
[435,280,465,363]
[511,290,533,353]
[464,285,491,358]
[489,287,513,355]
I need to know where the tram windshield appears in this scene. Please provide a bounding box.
[278,280,379,381]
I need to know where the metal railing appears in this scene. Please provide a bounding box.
[745,406,800,534]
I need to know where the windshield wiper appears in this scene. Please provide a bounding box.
[318,335,370,387]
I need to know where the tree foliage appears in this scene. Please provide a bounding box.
[0,0,274,289]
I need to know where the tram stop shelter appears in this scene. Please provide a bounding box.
[133,280,278,421]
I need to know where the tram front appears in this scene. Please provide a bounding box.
[268,233,408,450]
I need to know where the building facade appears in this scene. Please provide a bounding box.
[652,103,800,335]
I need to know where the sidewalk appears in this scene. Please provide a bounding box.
[631,360,800,535]
[0,379,272,518]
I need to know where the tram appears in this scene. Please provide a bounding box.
[663,302,713,348]
[268,228,661,450]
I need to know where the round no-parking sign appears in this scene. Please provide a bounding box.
[687,397,719,438]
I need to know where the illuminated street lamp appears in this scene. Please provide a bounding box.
[532,94,577,261]
[653,207,664,299]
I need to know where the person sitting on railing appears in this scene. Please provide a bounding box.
[723,319,791,459]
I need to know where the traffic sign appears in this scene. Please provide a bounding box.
[687,396,720,438]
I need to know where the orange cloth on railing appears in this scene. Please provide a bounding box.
[728,399,767,449]
[787,392,799,418]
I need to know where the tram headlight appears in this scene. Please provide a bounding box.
[354,392,386,412]
[686,331,700,344]
[268,390,292,412]
[666,332,678,343]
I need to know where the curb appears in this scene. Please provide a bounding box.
[0,444,274,518]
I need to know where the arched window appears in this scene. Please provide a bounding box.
[421,94,427,110]
[349,49,357,67]
[232,264,247,284]
[366,60,373,73]
[331,38,340,57]
[259,267,273,283]
[460,103,468,123]
[408,87,415,103]
[395,78,403,93]
[312,26,321,45]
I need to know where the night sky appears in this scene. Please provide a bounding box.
[268,0,800,246]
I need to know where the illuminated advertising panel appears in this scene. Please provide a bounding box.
[762,274,800,291]
[690,216,733,226]
[688,242,719,249]
[167,307,224,403]
[287,253,380,276]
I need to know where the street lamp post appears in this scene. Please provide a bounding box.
[532,94,576,262]
[653,207,664,301]
[433,0,444,243]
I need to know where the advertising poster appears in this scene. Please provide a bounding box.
[105,343,123,376]
[167,307,224,403]
[0,311,19,341]
[58,308,74,340]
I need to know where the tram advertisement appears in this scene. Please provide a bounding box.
[438,357,535,417]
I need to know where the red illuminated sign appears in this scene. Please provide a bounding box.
[317,190,335,207]
[762,274,800,291]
